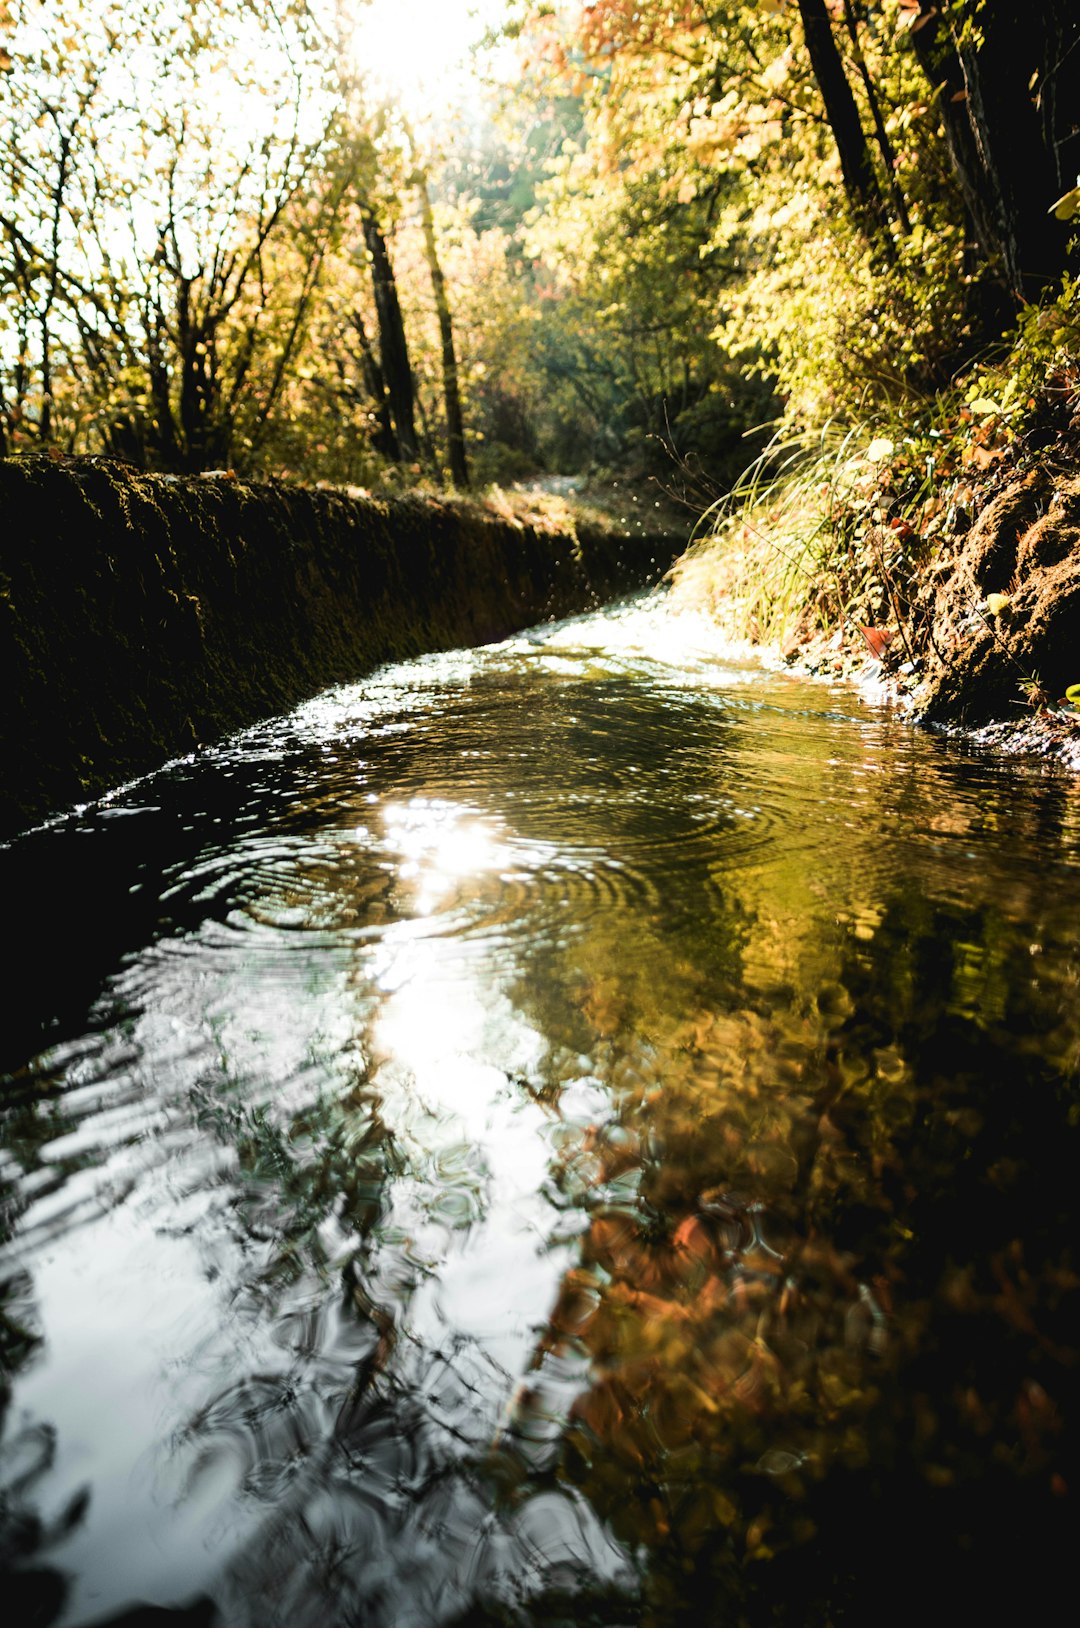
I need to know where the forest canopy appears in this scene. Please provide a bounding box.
[1,0,1077,496]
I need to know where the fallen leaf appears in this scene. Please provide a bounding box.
[963,443,1004,469]
[857,625,895,660]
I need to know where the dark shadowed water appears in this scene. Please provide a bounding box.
[2,596,1078,1627]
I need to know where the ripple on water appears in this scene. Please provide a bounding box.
[2,595,1079,1625]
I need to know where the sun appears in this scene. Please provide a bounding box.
[350,0,504,116]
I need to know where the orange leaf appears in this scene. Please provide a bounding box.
[857,626,894,660]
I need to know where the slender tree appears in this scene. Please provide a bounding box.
[795,0,893,241]
[842,0,911,236]
[417,175,469,489]
[347,308,399,459]
[361,206,420,463]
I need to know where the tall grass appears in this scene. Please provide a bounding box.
[669,419,898,648]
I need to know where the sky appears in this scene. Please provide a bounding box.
[350,0,510,116]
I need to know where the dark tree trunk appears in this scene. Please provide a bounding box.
[796,0,892,241]
[418,178,470,490]
[412,379,443,479]
[842,1,911,235]
[911,0,1080,299]
[146,329,180,472]
[348,310,398,460]
[361,209,419,463]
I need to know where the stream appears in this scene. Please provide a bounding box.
[2,593,1078,1626]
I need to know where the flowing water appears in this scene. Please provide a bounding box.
[2,595,1078,1627]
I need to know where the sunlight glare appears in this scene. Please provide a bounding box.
[350,0,501,114]
[381,797,506,915]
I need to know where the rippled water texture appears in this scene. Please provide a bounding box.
[2,597,1078,1627]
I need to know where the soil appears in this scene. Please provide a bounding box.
[781,456,1080,771]
[911,466,1080,725]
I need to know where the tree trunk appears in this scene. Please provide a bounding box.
[842,1,911,235]
[412,378,443,479]
[418,178,469,490]
[911,0,1080,300]
[361,209,419,463]
[349,310,398,459]
[145,321,181,473]
[796,0,892,242]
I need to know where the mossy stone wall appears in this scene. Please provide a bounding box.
[0,459,679,836]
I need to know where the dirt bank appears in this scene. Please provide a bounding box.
[806,456,1080,757]
[910,464,1080,728]
[670,432,1080,768]
[0,458,682,837]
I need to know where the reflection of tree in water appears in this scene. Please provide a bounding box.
[178,689,759,1624]
[0,1394,77,1626]
[0,1013,497,1627]
[495,880,1080,1625]
[170,1060,635,1628]
[0,1101,74,1627]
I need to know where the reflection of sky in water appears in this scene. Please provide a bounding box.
[3,778,595,1624]
[369,922,562,1372]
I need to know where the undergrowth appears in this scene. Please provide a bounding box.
[671,276,1080,688]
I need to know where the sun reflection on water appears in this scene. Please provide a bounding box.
[379,796,509,916]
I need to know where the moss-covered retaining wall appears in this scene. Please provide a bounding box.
[0,459,682,837]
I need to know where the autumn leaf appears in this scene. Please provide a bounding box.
[963,443,1005,469]
[857,625,894,660]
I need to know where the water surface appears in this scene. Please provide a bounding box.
[2,596,1078,1625]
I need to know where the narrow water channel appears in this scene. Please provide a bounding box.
[2,595,1078,1627]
